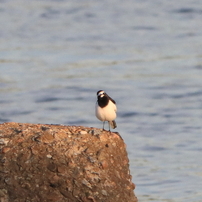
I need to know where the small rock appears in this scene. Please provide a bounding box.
[82,179,92,189]
[101,160,108,169]
[101,190,108,196]
[112,142,117,147]
[0,138,9,145]
[46,154,52,159]
[1,147,11,153]
[79,131,87,135]
[47,163,57,172]
[39,132,54,143]
[57,165,66,173]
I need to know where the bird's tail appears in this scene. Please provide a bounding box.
[109,120,117,129]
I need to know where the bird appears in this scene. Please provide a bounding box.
[95,90,117,131]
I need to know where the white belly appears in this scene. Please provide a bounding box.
[95,100,117,121]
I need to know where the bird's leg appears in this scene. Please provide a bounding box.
[102,121,105,130]
[108,121,111,132]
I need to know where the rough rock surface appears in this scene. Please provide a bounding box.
[0,122,137,202]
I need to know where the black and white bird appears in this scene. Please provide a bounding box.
[95,90,117,131]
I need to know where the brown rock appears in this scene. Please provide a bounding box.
[0,122,137,202]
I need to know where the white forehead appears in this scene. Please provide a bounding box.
[98,91,105,96]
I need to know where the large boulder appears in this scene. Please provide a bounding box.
[0,122,137,202]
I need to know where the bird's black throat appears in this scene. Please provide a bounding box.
[98,96,109,108]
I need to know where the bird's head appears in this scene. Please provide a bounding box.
[97,90,105,98]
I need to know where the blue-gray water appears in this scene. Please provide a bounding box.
[1,0,202,201]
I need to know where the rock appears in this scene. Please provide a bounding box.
[0,122,137,202]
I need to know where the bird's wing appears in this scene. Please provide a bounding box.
[107,95,117,112]
[109,96,116,104]
[109,98,117,112]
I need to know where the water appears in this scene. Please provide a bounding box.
[1,0,202,201]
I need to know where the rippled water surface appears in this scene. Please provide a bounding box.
[1,0,202,201]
